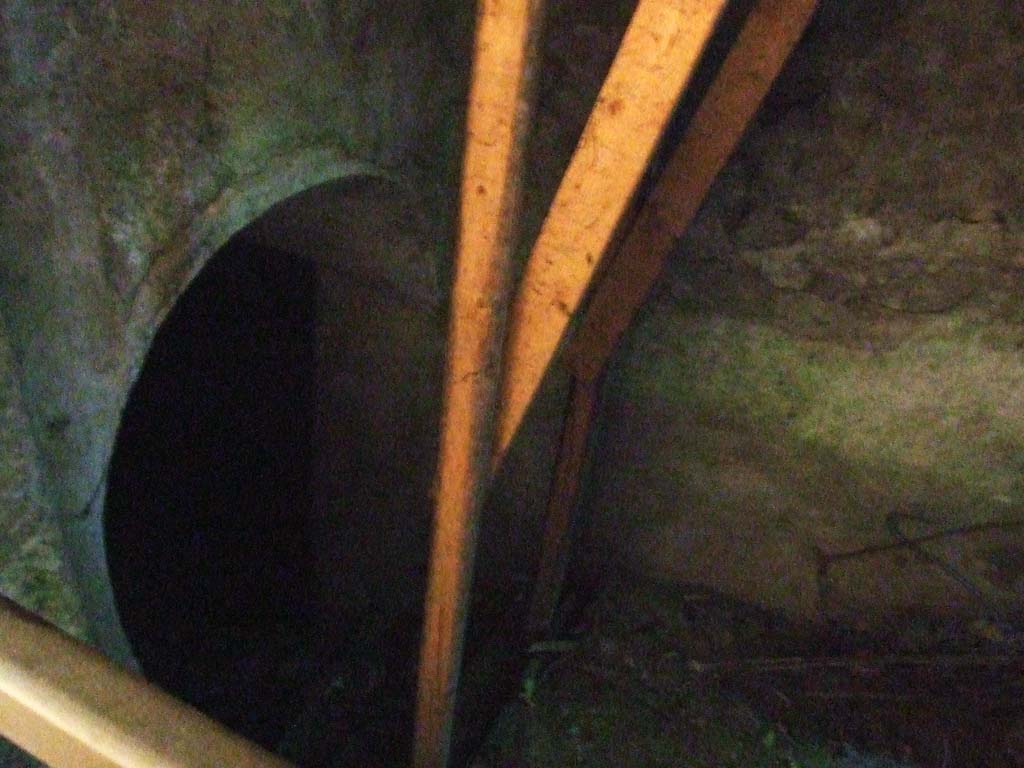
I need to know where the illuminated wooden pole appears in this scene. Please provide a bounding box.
[527,0,821,640]
[413,2,544,767]
[0,594,290,768]
[493,0,731,461]
[571,0,821,380]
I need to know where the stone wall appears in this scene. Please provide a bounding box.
[584,0,1024,626]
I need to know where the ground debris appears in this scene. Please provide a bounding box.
[473,568,1024,767]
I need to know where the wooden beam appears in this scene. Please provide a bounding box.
[525,375,597,641]
[0,594,290,768]
[571,0,820,381]
[413,2,544,767]
[493,0,729,459]
[522,0,820,646]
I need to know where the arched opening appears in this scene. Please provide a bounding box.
[105,234,318,744]
[102,176,444,759]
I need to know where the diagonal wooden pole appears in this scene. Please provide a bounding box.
[412,2,544,767]
[419,0,819,762]
[571,0,821,381]
[525,0,821,643]
[492,0,731,462]
[524,374,598,640]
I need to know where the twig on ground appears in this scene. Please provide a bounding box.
[687,653,1024,675]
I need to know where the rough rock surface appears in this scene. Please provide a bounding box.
[586,0,1024,624]
[0,316,81,767]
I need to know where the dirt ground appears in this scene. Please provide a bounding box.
[472,568,1024,768]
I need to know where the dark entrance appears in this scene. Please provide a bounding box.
[104,234,318,746]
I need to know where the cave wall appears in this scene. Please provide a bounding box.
[0,322,84,635]
[584,0,1024,625]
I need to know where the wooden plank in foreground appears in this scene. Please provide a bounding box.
[571,0,821,381]
[493,0,730,459]
[0,594,290,768]
[413,2,544,767]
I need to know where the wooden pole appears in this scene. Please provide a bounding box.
[0,594,291,768]
[525,0,820,643]
[525,375,597,641]
[571,0,821,381]
[493,0,730,461]
[413,2,544,767]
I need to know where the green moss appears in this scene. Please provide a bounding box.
[213,59,359,177]
[0,325,87,638]
[614,309,1024,509]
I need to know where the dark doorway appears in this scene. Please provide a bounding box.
[104,234,318,746]
[101,178,445,766]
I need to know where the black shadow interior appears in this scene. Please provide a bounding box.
[105,236,318,746]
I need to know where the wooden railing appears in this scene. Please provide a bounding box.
[0,593,290,768]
